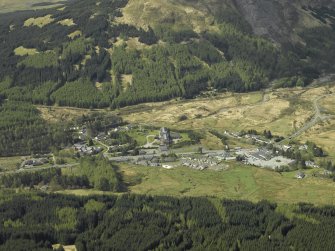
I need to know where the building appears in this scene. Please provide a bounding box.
[299,145,308,151]
[250,149,273,161]
[281,145,292,152]
[160,145,169,153]
[21,158,49,168]
[159,127,171,144]
[170,132,181,140]
[139,149,147,155]
[296,171,306,179]
[305,161,319,168]
[74,143,102,156]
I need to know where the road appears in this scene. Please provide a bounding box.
[93,139,109,149]
[143,135,157,148]
[103,149,229,162]
[288,93,335,140]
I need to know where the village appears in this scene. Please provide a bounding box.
[64,121,329,180]
[8,121,329,182]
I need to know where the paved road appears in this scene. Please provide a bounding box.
[288,93,335,139]
[103,149,229,162]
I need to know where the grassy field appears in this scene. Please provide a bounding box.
[68,30,82,40]
[57,18,75,26]
[24,14,54,28]
[120,164,335,205]
[37,106,91,123]
[319,94,335,115]
[0,156,23,171]
[60,164,335,205]
[299,118,335,160]
[14,46,38,56]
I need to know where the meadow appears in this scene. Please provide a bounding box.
[60,163,335,205]
[0,156,23,171]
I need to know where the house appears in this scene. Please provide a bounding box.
[162,156,177,162]
[79,127,86,134]
[74,143,86,150]
[74,143,102,156]
[139,149,147,155]
[170,132,181,140]
[137,155,155,162]
[148,157,161,167]
[159,145,169,153]
[305,161,319,168]
[296,171,306,179]
[21,158,49,168]
[95,132,107,141]
[299,145,308,151]
[282,145,292,152]
[323,170,333,176]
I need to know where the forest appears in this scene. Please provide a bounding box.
[0,0,334,109]
[0,192,335,250]
[0,101,72,156]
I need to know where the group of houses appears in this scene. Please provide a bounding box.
[21,158,49,168]
[135,155,161,167]
[181,156,221,170]
[73,142,102,156]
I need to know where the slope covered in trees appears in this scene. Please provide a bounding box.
[0,0,334,108]
[0,101,72,156]
[1,192,335,250]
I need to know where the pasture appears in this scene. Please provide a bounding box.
[60,163,335,205]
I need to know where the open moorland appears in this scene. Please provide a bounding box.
[113,84,335,158]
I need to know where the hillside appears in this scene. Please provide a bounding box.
[2,192,335,250]
[0,0,335,108]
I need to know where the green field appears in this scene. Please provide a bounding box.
[0,156,23,171]
[126,129,158,146]
[60,163,335,205]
